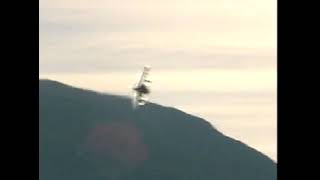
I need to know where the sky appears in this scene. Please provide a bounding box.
[39,0,277,161]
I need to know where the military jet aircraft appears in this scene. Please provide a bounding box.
[132,65,151,108]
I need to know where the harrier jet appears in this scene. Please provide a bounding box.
[132,66,151,108]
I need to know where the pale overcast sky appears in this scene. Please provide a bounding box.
[40,0,277,161]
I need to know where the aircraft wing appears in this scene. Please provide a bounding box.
[137,66,151,87]
[132,91,138,109]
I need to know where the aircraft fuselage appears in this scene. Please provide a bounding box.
[133,84,150,94]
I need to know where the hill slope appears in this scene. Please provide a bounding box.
[39,79,276,180]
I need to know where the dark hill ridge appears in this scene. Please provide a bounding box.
[39,79,276,180]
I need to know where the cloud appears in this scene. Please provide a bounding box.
[40,0,276,74]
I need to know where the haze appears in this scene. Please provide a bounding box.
[39,0,277,161]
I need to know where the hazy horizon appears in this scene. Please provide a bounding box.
[40,0,277,161]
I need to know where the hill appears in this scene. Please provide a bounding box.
[39,79,276,180]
